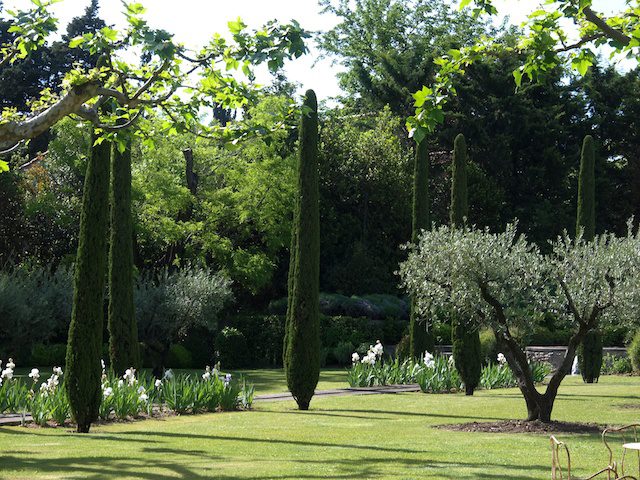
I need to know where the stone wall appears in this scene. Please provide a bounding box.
[435,345,627,371]
[525,346,627,371]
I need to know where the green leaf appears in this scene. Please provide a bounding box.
[228,17,246,35]
[410,125,426,145]
[0,160,9,173]
[459,0,473,10]
[512,69,523,87]
[572,57,592,76]
[68,36,85,48]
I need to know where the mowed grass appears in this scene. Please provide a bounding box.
[1,375,640,479]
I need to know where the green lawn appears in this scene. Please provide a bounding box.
[1,375,639,479]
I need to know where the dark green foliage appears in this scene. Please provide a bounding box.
[229,315,285,367]
[395,334,411,360]
[215,327,249,369]
[452,322,482,395]
[284,90,321,410]
[450,134,469,227]
[30,343,67,366]
[450,134,481,395]
[108,137,140,374]
[270,293,408,320]
[579,329,603,383]
[318,108,412,295]
[167,344,193,368]
[331,341,355,366]
[0,171,25,264]
[65,132,111,433]
[576,135,596,241]
[409,139,434,358]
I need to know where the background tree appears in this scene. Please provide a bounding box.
[318,107,412,295]
[65,132,110,433]
[284,90,320,410]
[450,133,481,395]
[576,135,601,383]
[409,138,433,357]
[400,223,640,421]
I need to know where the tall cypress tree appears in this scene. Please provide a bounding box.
[409,139,434,358]
[108,135,140,374]
[450,134,481,395]
[576,135,596,241]
[576,135,602,383]
[65,131,111,433]
[284,89,320,410]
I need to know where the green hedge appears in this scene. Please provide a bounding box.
[222,314,407,368]
[269,293,409,320]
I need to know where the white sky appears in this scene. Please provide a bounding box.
[3,0,632,101]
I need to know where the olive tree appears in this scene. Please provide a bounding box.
[399,222,640,422]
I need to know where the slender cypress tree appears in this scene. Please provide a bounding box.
[450,134,481,395]
[576,135,596,241]
[284,89,320,410]
[65,131,111,433]
[108,135,140,374]
[576,135,601,383]
[409,139,434,358]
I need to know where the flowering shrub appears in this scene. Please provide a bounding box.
[346,345,550,393]
[0,359,254,427]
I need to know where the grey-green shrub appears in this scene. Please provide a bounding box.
[135,267,233,373]
[0,265,73,359]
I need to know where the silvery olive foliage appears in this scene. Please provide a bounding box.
[399,220,640,335]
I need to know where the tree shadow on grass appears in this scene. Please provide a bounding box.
[319,408,508,422]
[0,454,223,480]
[112,430,428,454]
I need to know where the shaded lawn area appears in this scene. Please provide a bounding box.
[1,376,640,479]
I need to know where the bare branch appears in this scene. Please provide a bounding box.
[96,87,129,106]
[18,150,49,170]
[0,49,17,69]
[0,81,101,145]
[0,141,22,155]
[557,277,584,324]
[98,109,142,131]
[555,32,606,52]
[583,7,631,46]
[131,60,171,102]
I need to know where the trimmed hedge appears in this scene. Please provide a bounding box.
[269,293,409,320]
[222,314,407,368]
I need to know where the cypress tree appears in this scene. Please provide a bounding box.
[284,89,320,410]
[579,329,602,383]
[65,131,111,433]
[576,135,601,383]
[108,135,140,374]
[409,139,434,358]
[450,133,481,396]
[576,135,596,242]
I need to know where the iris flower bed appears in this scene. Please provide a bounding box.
[0,359,254,427]
[347,342,550,392]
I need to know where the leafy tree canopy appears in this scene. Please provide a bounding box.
[0,0,309,170]
[409,0,640,143]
